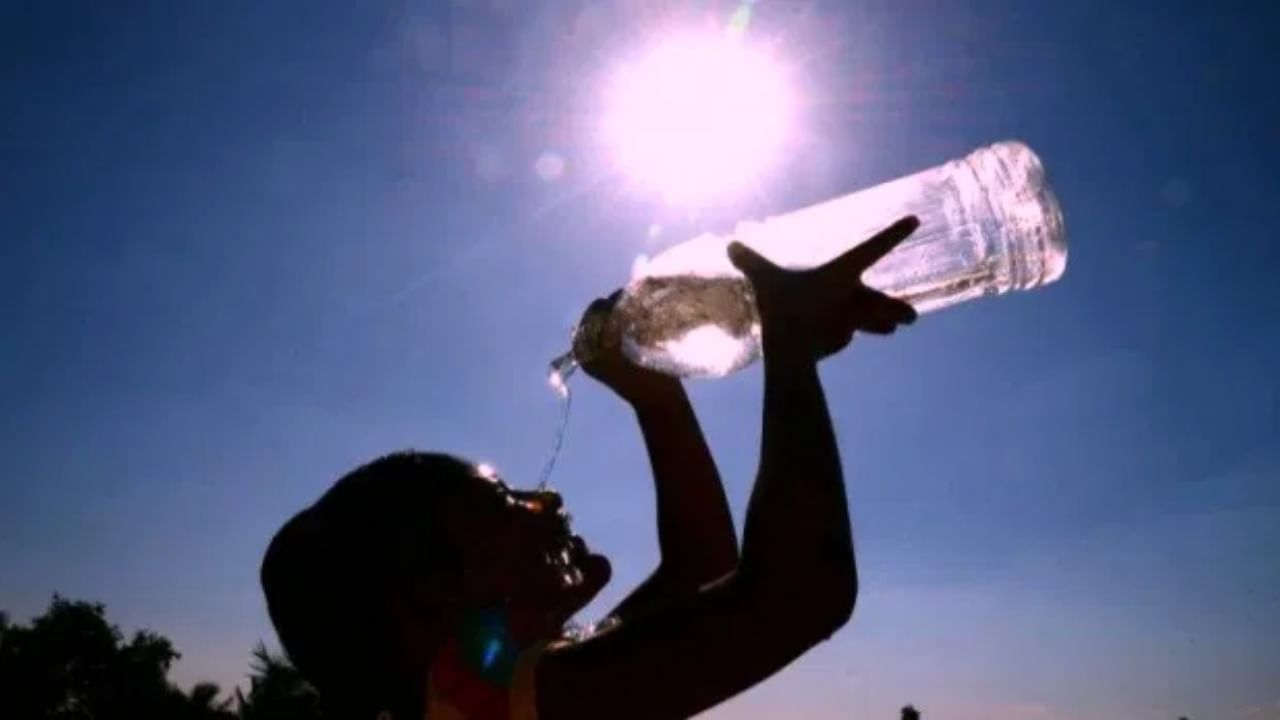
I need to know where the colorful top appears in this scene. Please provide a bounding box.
[425,610,547,720]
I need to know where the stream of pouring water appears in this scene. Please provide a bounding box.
[537,352,579,491]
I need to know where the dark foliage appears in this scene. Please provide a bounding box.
[0,596,318,720]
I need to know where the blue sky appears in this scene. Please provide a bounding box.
[2,2,1277,719]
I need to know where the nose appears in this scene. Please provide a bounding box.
[512,488,563,515]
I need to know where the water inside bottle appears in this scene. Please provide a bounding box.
[614,275,761,378]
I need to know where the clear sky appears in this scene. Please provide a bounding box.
[2,2,1278,719]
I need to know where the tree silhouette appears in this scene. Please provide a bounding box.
[0,595,188,719]
[0,595,300,720]
[902,704,921,720]
[234,642,322,720]
[185,682,238,720]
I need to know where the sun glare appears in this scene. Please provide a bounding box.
[603,32,792,205]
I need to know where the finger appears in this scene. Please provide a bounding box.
[858,288,917,325]
[858,317,899,335]
[586,290,622,316]
[728,242,782,278]
[825,216,919,277]
[887,297,918,325]
[579,293,622,346]
[818,331,854,358]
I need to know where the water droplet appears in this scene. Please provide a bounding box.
[562,567,583,588]
[548,369,569,399]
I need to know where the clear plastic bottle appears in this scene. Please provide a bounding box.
[552,140,1067,381]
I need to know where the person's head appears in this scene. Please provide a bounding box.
[261,451,610,717]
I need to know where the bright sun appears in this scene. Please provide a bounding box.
[603,32,792,205]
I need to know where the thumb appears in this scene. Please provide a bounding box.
[584,288,624,317]
[820,215,919,280]
[727,242,779,279]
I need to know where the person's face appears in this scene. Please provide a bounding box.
[439,464,611,640]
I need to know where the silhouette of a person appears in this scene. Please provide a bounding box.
[261,218,921,719]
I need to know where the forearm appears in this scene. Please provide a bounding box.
[632,385,739,581]
[606,383,739,623]
[546,356,857,719]
[739,338,855,606]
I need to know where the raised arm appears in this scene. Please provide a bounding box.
[579,301,738,621]
[538,217,920,720]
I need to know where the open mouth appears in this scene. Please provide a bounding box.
[545,533,586,588]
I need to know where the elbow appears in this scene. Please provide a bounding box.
[738,542,858,639]
[746,567,858,641]
[809,574,858,636]
[786,547,859,636]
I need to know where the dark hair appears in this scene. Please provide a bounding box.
[261,451,477,718]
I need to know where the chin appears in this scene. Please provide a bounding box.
[557,553,611,620]
[578,553,612,601]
